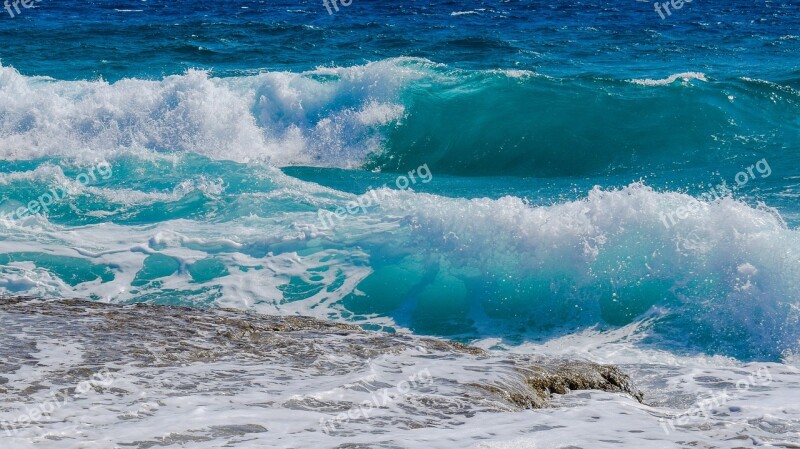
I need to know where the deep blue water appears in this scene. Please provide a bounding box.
[1,0,799,361]
[2,0,798,80]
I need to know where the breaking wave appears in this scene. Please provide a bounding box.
[2,59,798,177]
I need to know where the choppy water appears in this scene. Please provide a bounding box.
[1,0,800,447]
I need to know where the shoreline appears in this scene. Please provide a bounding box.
[0,296,642,443]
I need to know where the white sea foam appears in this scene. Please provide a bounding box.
[629,72,709,86]
[0,58,431,165]
[1,181,798,358]
[2,170,800,447]
[1,314,798,449]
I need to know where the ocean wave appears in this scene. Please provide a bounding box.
[333,182,800,359]
[0,58,428,165]
[0,60,798,178]
[2,154,797,360]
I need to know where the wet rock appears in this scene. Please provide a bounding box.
[0,296,643,424]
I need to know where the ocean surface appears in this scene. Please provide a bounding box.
[1,0,800,447]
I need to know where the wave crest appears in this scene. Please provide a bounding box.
[0,59,425,165]
[1,60,798,177]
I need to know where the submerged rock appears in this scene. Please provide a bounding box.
[0,297,642,446]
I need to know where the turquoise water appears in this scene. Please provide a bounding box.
[1,0,799,362]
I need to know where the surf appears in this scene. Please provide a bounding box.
[2,59,797,178]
